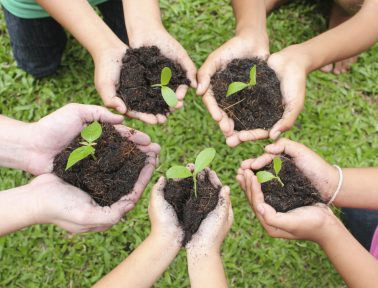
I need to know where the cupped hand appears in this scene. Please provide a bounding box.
[198,34,272,147]
[238,138,339,202]
[94,44,129,114]
[128,27,196,124]
[149,177,184,244]
[30,174,133,234]
[186,170,233,253]
[237,169,341,244]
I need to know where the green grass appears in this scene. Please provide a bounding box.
[0,0,377,287]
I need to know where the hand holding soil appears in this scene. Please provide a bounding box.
[23,104,124,176]
[239,169,342,244]
[149,177,184,245]
[29,174,133,234]
[239,138,340,203]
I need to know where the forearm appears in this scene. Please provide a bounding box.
[333,168,378,209]
[0,184,39,236]
[232,0,267,38]
[0,116,34,171]
[123,0,163,41]
[187,249,228,288]
[36,0,124,60]
[319,222,378,288]
[294,0,378,72]
[94,233,180,288]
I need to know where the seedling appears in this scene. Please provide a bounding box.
[256,156,284,187]
[226,64,257,97]
[166,148,216,197]
[151,66,178,107]
[65,121,102,170]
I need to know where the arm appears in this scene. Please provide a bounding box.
[238,168,378,288]
[186,169,233,288]
[36,0,128,113]
[94,177,183,288]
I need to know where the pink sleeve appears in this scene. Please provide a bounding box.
[370,227,378,260]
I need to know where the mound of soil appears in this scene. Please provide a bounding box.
[117,46,190,115]
[211,58,284,131]
[53,124,147,207]
[257,156,325,212]
[164,171,221,245]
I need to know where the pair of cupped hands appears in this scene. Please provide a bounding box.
[95,26,307,147]
[19,103,233,248]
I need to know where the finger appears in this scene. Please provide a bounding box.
[84,205,125,226]
[156,114,168,124]
[75,104,124,124]
[114,125,151,145]
[269,101,303,140]
[208,170,222,188]
[238,129,269,142]
[125,162,155,203]
[265,138,306,159]
[202,89,223,122]
[175,85,189,101]
[226,133,241,148]
[197,167,209,181]
[320,63,333,73]
[219,111,233,137]
[111,200,135,215]
[240,158,255,170]
[174,100,184,110]
[197,54,219,95]
[150,176,167,204]
[96,80,127,114]
[236,174,246,191]
[177,52,197,88]
[126,110,159,124]
[249,153,275,170]
[186,163,195,173]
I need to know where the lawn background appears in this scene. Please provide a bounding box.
[0,0,377,287]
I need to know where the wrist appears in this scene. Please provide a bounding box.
[235,27,269,55]
[274,44,312,74]
[91,40,127,64]
[314,213,345,246]
[150,230,182,252]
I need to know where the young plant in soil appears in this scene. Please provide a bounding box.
[226,64,256,97]
[151,67,178,108]
[116,46,190,115]
[53,123,148,207]
[256,156,284,187]
[163,148,220,245]
[211,58,284,131]
[255,155,325,212]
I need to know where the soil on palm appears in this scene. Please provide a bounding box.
[164,171,221,245]
[257,156,325,212]
[117,46,190,115]
[211,58,284,131]
[53,124,147,207]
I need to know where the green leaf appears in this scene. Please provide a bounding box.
[161,67,172,86]
[161,86,178,107]
[81,121,102,143]
[256,171,276,184]
[226,82,249,97]
[166,165,192,179]
[249,65,256,86]
[66,146,95,170]
[194,148,216,174]
[273,157,282,176]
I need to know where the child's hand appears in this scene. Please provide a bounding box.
[238,138,339,202]
[29,174,134,234]
[25,104,160,184]
[186,171,233,254]
[197,34,269,147]
[238,169,342,244]
[149,177,184,245]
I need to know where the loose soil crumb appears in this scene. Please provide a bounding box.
[211,58,284,131]
[53,124,147,207]
[257,155,325,212]
[164,171,221,245]
[117,46,190,115]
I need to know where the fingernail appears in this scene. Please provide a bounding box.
[272,131,281,140]
[257,204,265,215]
[197,83,203,93]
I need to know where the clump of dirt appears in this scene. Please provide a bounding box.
[211,58,284,131]
[53,123,147,207]
[164,171,221,245]
[117,46,190,115]
[257,155,325,212]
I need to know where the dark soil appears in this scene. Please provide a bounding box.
[53,123,147,207]
[164,171,221,245]
[211,58,284,131]
[117,46,190,115]
[257,155,325,212]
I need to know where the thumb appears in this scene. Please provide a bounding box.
[96,81,127,114]
[197,55,219,96]
[75,104,124,124]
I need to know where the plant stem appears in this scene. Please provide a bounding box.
[276,177,284,187]
[193,174,198,198]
